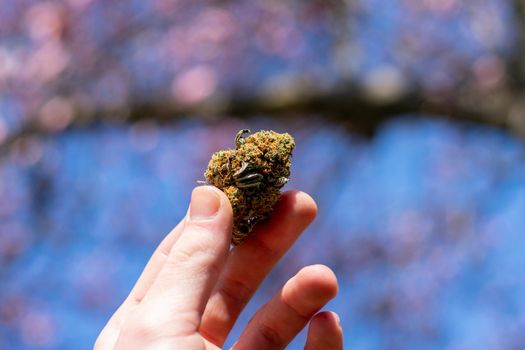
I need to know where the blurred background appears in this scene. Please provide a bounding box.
[1,0,525,349]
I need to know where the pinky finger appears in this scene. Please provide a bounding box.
[304,311,343,350]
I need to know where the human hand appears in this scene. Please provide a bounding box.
[95,186,342,349]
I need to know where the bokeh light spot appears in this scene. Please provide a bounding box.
[171,65,218,106]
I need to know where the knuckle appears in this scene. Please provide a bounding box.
[167,228,225,274]
[282,294,312,321]
[258,322,284,347]
[220,276,254,307]
[120,321,157,342]
[170,247,209,267]
[169,244,218,273]
[118,308,201,344]
[119,311,164,342]
[179,226,217,255]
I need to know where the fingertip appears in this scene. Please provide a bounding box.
[295,264,339,300]
[281,190,318,223]
[246,190,317,251]
[311,311,341,329]
[194,186,232,215]
[189,186,221,220]
[330,311,341,325]
[188,186,233,232]
[280,265,339,323]
[306,311,343,350]
[175,186,233,263]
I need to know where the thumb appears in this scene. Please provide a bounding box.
[130,186,232,338]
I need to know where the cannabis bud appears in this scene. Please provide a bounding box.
[204,129,295,245]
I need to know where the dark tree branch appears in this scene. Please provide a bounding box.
[510,0,525,89]
[121,1,523,138]
[1,80,524,158]
[2,0,525,156]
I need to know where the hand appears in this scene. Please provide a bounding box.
[95,186,342,349]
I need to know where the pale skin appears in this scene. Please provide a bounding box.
[95,186,343,350]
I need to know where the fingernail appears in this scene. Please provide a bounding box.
[189,186,221,220]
